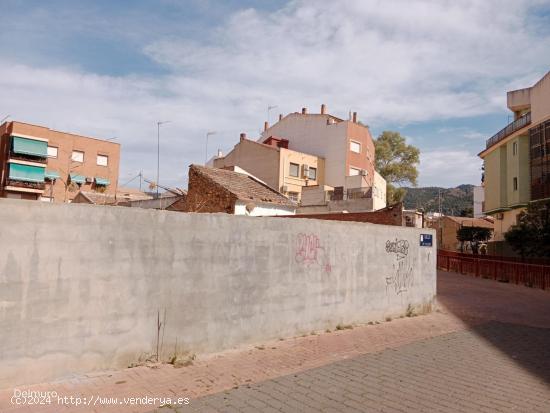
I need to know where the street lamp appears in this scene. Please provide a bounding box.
[205,131,217,165]
[157,121,171,198]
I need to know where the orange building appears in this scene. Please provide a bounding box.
[0,121,120,202]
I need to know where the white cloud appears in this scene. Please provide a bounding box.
[0,0,548,188]
[419,149,483,187]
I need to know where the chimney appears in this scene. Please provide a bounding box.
[320,104,326,115]
[240,132,246,142]
[278,114,283,121]
[352,112,357,123]
[301,107,307,114]
[264,121,269,131]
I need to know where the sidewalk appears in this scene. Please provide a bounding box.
[1,271,549,413]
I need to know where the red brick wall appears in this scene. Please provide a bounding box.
[280,203,403,226]
[183,166,237,213]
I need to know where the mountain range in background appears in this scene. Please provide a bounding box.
[402,184,475,216]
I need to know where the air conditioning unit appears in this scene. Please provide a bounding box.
[360,169,368,176]
[281,185,289,193]
[302,165,310,178]
[495,213,504,220]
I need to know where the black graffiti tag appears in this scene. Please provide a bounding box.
[385,239,413,295]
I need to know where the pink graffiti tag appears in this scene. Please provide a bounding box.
[295,233,332,273]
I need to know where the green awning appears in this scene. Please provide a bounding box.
[45,170,60,180]
[8,163,45,183]
[70,173,86,184]
[12,136,48,157]
[95,177,110,186]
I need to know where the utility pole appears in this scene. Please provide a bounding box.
[205,131,217,165]
[157,121,171,199]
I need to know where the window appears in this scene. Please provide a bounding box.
[47,146,58,158]
[71,150,84,163]
[349,167,361,176]
[308,167,317,180]
[287,192,299,202]
[513,141,518,156]
[289,162,299,177]
[513,177,518,191]
[97,154,108,166]
[350,140,361,153]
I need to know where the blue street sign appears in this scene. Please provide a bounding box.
[420,234,433,247]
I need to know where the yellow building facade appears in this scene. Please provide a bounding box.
[213,134,325,202]
[479,71,550,245]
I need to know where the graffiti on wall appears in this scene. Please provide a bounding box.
[295,233,332,273]
[385,238,413,295]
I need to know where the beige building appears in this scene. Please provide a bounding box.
[479,71,550,243]
[216,104,386,211]
[213,134,325,202]
[0,121,120,202]
[260,105,377,191]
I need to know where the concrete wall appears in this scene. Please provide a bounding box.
[530,71,550,124]
[473,186,484,218]
[298,198,375,214]
[0,199,436,387]
[373,171,387,210]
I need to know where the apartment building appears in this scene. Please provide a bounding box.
[479,71,550,245]
[260,105,376,190]
[0,121,120,202]
[214,104,385,211]
[213,133,325,202]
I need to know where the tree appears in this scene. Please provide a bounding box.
[456,226,493,254]
[504,200,550,258]
[374,131,420,204]
[459,207,474,217]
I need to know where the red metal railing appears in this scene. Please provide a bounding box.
[437,250,550,291]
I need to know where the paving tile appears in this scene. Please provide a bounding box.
[192,321,550,413]
[1,271,549,413]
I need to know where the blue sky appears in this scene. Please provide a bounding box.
[1,0,549,189]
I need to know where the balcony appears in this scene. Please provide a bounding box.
[5,179,46,193]
[486,112,531,149]
[329,187,373,201]
[346,187,373,199]
[8,151,47,164]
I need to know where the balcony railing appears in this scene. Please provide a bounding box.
[8,151,47,164]
[6,179,46,191]
[346,187,373,199]
[329,187,373,201]
[486,112,531,149]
